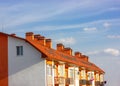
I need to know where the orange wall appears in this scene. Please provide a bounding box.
[0,33,8,86]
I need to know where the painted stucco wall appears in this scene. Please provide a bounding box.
[8,36,46,86]
[0,33,8,86]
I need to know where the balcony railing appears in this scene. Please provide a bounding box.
[95,81,100,86]
[54,77,74,85]
[79,79,86,85]
[79,79,93,85]
[54,77,65,84]
[66,78,74,85]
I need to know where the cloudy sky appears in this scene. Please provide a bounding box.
[0,0,120,86]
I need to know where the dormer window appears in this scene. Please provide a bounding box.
[16,46,23,56]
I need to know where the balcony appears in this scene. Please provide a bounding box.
[54,77,65,84]
[54,77,74,85]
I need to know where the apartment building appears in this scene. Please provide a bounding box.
[0,32,105,86]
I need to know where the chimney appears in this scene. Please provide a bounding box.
[11,33,16,36]
[85,56,89,61]
[38,36,46,46]
[46,39,52,48]
[57,43,64,51]
[75,52,82,57]
[26,32,34,40]
[82,55,89,61]
[34,34,41,41]
[64,47,72,55]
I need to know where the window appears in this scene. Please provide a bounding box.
[81,70,86,79]
[69,69,74,78]
[16,46,23,56]
[58,65,65,77]
[47,65,52,76]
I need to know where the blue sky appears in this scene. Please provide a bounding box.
[0,0,120,86]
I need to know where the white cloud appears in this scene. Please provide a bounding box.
[0,0,92,28]
[6,18,120,33]
[85,48,120,56]
[1,0,120,30]
[83,27,97,32]
[104,48,120,56]
[103,22,111,28]
[54,37,76,45]
[107,35,120,39]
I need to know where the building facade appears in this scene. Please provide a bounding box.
[0,32,105,86]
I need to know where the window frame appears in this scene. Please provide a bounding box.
[16,46,23,56]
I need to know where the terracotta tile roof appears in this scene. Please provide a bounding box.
[0,32,104,73]
[27,40,104,73]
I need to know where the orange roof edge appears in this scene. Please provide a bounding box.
[27,39,105,73]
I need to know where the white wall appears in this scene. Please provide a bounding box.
[8,36,46,86]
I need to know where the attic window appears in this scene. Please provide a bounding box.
[16,46,23,56]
